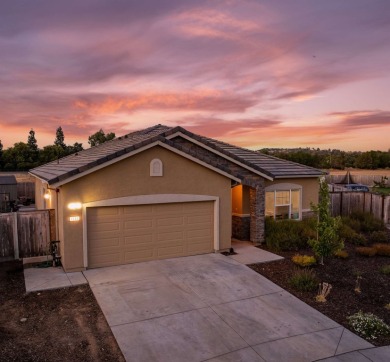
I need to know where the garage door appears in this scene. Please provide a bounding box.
[87,201,214,268]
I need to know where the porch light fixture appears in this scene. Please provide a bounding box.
[43,192,50,200]
[69,216,80,222]
[68,202,82,210]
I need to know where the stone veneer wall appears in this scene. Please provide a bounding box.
[232,215,250,240]
[249,183,265,245]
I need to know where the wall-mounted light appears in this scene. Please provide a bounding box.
[68,202,82,210]
[43,192,50,200]
[69,216,80,222]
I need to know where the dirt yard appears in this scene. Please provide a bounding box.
[0,260,125,362]
[250,243,390,347]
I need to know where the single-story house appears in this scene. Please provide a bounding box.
[30,125,323,271]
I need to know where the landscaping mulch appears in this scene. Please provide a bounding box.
[250,242,390,346]
[0,260,125,362]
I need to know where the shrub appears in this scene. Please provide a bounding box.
[355,247,377,257]
[369,230,389,244]
[347,311,390,340]
[265,218,316,251]
[373,243,390,257]
[349,212,385,233]
[334,249,349,259]
[380,265,390,275]
[289,268,318,292]
[292,254,316,267]
[339,224,366,245]
[341,216,361,233]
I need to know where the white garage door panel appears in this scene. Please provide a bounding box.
[87,201,214,268]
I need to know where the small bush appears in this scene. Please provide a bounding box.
[355,247,377,257]
[347,311,390,340]
[292,254,316,267]
[341,216,361,233]
[339,224,366,245]
[369,230,389,244]
[373,243,390,257]
[380,265,390,275]
[334,249,349,259]
[289,268,318,292]
[349,212,385,233]
[265,218,316,251]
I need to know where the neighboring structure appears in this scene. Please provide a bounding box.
[0,175,17,212]
[30,125,323,271]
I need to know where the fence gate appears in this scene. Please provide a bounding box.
[0,210,52,260]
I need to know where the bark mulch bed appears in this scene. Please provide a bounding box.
[249,243,390,347]
[0,260,125,362]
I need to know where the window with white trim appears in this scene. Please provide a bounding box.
[150,159,163,176]
[265,184,301,220]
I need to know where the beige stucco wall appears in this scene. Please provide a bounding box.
[265,177,320,210]
[58,146,232,271]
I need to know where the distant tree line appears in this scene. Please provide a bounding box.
[259,148,390,170]
[0,128,115,171]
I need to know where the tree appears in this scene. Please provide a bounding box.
[309,177,343,265]
[54,126,66,149]
[2,142,37,170]
[39,145,66,164]
[27,129,38,151]
[88,129,115,147]
[67,142,84,154]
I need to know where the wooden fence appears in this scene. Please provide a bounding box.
[0,210,55,261]
[330,192,390,224]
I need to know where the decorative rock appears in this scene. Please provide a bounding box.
[20,318,27,323]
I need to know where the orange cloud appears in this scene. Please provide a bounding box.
[73,91,256,114]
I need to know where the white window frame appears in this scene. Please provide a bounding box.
[265,183,302,220]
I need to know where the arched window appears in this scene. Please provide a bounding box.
[150,159,163,176]
[265,183,302,220]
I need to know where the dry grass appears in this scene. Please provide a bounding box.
[329,169,390,176]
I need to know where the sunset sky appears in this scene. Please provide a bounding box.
[1,0,389,151]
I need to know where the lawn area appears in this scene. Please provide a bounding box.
[0,260,125,362]
[372,187,390,195]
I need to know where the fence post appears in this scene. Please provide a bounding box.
[13,212,19,259]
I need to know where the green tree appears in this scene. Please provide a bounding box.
[39,145,66,164]
[67,142,84,154]
[27,129,38,151]
[54,126,66,149]
[2,142,37,171]
[309,178,343,265]
[88,129,115,147]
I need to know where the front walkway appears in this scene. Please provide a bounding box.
[24,266,87,292]
[229,239,284,264]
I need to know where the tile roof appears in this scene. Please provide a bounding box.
[0,175,17,185]
[30,124,324,185]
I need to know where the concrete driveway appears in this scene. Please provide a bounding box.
[83,253,373,362]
